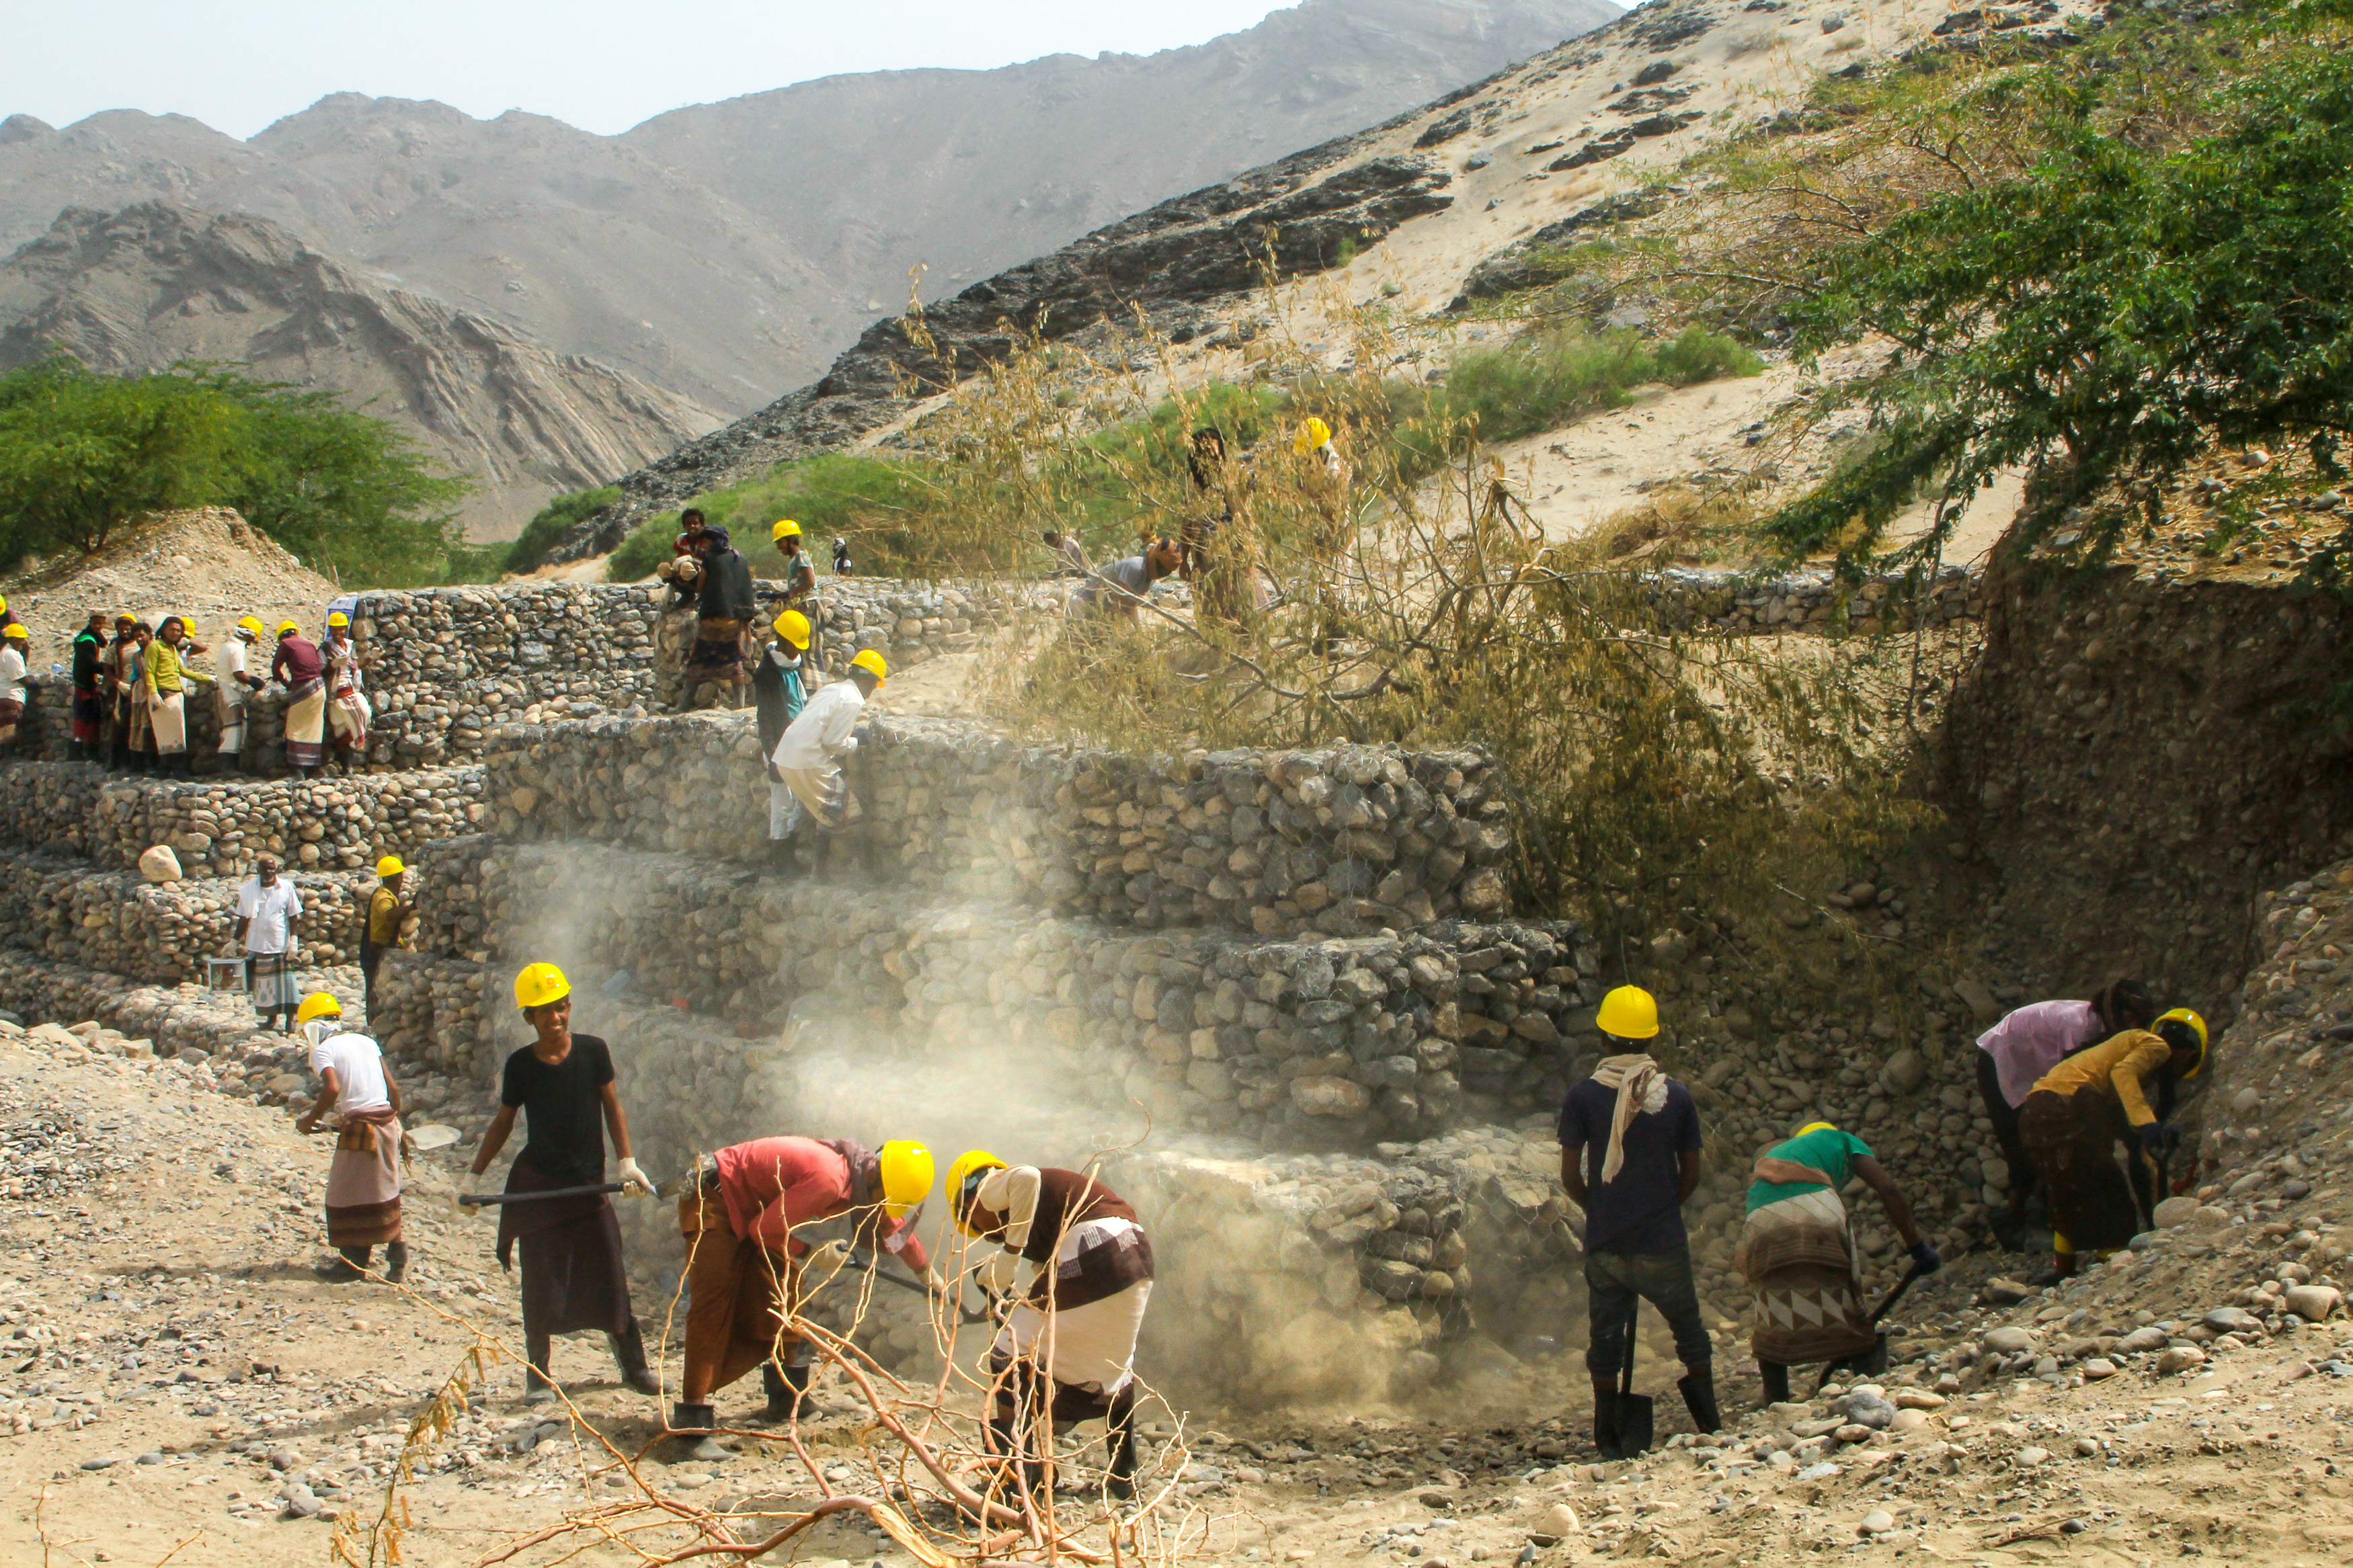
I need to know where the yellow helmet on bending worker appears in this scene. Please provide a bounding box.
[877,1141,935,1219]
[945,1148,1008,1235]
[850,648,887,685]
[772,609,811,649]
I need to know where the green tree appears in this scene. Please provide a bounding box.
[1761,32,2353,571]
[0,357,471,585]
[0,358,239,559]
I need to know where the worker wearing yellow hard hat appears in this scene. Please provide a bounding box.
[668,1133,934,1446]
[290,990,412,1284]
[754,611,815,865]
[766,643,884,872]
[2016,1005,2208,1280]
[0,608,27,760]
[362,854,411,1023]
[772,518,825,676]
[473,958,660,1403]
[216,616,268,773]
[1295,415,1332,454]
[270,617,329,776]
[1738,1113,1937,1408]
[1562,983,1731,1456]
[950,1151,1155,1498]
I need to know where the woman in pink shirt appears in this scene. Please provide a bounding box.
[1976,980,2155,1231]
[670,1135,932,1453]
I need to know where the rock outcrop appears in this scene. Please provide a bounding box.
[549,140,1460,557]
[0,203,719,538]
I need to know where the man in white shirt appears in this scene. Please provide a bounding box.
[768,649,885,875]
[292,992,409,1283]
[235,855,304,1031]
[216,617,266,772]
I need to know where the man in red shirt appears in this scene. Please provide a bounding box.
[670,1135,932,1456]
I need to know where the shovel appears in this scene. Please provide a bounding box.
[458,1182,627,1206]
[1616,1298,1654,1458]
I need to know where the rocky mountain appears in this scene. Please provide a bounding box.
[548,0,2083,562]
[0,0,1618,427]
[0,202,718,538]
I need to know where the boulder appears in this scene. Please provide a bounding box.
[2284,1284,2342,1322]
[2153,1196,2202,1229]
[1291,1076,1372,1117]
[1981,1326,2036,1355]
[138,844,184,883]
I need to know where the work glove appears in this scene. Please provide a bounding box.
[2138,1123,2181,1155]
[804,1238,854,1276]
[1907,1239,1943,1274]
[616,1157,652,1196]
[975,1250,1023,1296]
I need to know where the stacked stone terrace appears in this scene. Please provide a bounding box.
[0,571,2014,1404]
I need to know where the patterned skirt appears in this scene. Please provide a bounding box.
[1736,1187,1876,1365]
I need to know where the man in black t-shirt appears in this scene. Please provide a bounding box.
[1558,985,1718,1458]
[471,962,659,1403]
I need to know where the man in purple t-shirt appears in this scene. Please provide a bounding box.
[1558,985,1714,1458]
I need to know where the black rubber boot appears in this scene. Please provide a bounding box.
[666,1401,733,1463]
[610,1319,660,1395]
[524,1333,555,1405]
[1678,1370,1722,1436]
[383,1241,408,1284]
[1759,1362,1791,1405]
[760,1360,807,1423]
[1591,1388,1623,1461]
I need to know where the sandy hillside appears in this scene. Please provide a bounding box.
[0,508,346,672]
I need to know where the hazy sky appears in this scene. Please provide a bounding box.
[4,1,1302,140]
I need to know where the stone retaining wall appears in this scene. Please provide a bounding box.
[379,837,1588,1145]
[481,714,1513,938]
[0,851,367,979]
[0,763,487,878]
[345,578,1055,769]
[1652,563,1983,633]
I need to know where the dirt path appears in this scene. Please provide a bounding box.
[3,1020,2347,1568]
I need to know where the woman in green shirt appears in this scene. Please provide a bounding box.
[1734,1120,1938,1403]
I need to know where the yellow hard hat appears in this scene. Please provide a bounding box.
[1295,417,1332,453]
[947,1149,1008,1235]
[1595,984,1660,1040]
[238,616,264,637]
[376,854,405,879]
[1,624,24,641]
[1794,1120,1837,1138]
[275,620,299,638]
[772,609,811,648]
[514,961,571,1012]
[772,519,802,542]
[327,610,350,628]
[2155,1007,2208,1077]
[296,993,342,1025]
[877,1139,935,1219]
[850,648,887,683]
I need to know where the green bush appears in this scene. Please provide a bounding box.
[504,485,619,576]
[0,356,469,585]
[605,512,676,583]
[1436,326,1764,446]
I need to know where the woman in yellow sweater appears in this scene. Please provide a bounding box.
[2017,1008,2206,1276]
